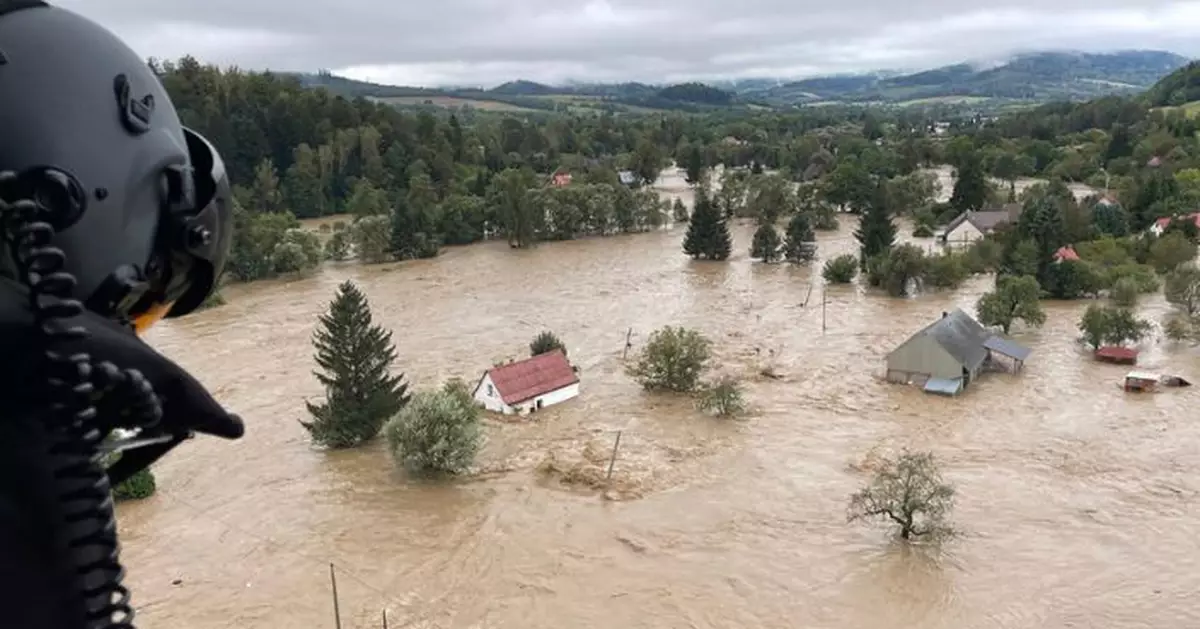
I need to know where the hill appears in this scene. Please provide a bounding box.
[761,50,1189,105]
[1143,60,1200,107]
[289,49,1188,113]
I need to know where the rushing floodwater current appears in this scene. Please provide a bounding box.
[125,172,1200,629]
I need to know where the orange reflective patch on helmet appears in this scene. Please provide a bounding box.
[132,301,173,335]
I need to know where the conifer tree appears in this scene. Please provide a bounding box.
[783,212,817,263]
[855,182,897,268]
[302,281,410,448]
[683,181,732,260]
[950,153,988,213]
[750,224,782,262]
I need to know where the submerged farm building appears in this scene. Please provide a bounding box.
[885,309,1031,396]
[472,349,579,415]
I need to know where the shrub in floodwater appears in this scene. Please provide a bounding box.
[384,380,483,475]
[848,450,955,542]
[530,330,567,357]
[822,254,859,284]
[697,376,746,417]
[627,326,711,393]
[302,281,410,449]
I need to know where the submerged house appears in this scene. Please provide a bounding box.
[472,349,579,415]
[617,170,638,186]
[939,204,1022,247]
[885,309,1031,396]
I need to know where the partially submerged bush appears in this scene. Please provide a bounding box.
[628,326,711,392]
[822,254,858,284]
[385,381,483,475]
[530,330,567,357]
[697,376,746,417]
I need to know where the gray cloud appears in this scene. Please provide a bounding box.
[56,0,1200,87]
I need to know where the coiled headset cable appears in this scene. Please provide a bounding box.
[1,169,164,629]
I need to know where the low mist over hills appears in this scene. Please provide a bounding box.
[294,50,1190,114]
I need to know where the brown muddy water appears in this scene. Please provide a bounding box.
[127,188,1199,628]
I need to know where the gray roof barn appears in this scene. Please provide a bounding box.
[885,309,992,388]
[885,309,1031,395]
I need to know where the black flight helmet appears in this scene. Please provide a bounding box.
[0,1,233,333]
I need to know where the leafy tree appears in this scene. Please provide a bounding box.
[325,230,350,261]
[1164,316,1195,342]
[1165,264,1200,316]
[1149,231,1198,273]
[822,158,874,213]
[949,153,988,213]
[384,380,482,475]
[854,184,897,268]
[750,224,782,263]
[631,138,663,186]
[302,281,410,448]
[848,451,955,542]
[1078,304,1152,350]
[1043,259,1104,300]
[282,144,328,219]
[698,376,746,417]
[923,252,969,290]
[999,238,1040,280]
[530,331,567,357]
[976,275,1046,333]
[351,215,393,264]
[628,326,711,393]
[683,183,732,260]
[783,212,817,263]
[345,178,390,218]
[489,168,542,248]
[1110,277,1140,307]
[823,254,859,283]
[866,244,927,297]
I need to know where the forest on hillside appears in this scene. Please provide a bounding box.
[161,55,1200,345]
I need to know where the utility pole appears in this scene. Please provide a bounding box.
[329,564,342,629]
[821,289,827,334]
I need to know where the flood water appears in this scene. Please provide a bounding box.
[124,170,1200,629]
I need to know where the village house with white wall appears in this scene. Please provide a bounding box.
[472,349,579,415]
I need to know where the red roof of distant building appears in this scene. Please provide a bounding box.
[1053,245,1079,262]
[551,172,572,187]
[1154,213,1200,230]
[486,349,577,405]
[1148,156,1163,167]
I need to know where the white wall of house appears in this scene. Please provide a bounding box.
[943,219,983,247]
[472,376,580,415]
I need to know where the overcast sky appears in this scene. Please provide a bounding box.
[57,0,1200,87]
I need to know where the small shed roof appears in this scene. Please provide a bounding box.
[1126,370,1160,381]
[910,309,991,371]
[924,377,963,396]
[1096,346,1139,360]
[484,349,578,405]
[983,336,1032,361]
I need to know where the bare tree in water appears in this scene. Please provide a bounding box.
[848,450,955,542]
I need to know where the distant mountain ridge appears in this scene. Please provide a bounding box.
[293,49,1190,111]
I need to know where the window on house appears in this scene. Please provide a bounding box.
[487,384,494,397]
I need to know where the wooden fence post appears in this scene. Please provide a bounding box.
[329,563,342,629]
[606,430,623,483]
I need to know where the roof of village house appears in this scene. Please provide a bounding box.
[892,308,992,371]
[942,210,1012,236]
[983,336,1032,362]
[483,349,578,405]
[1096,346,1139,360]
[1153,213,1200,230]
[1054,245,1080,262]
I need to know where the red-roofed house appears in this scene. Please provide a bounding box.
[1053,245,1079,263]
[1150,212,1200,237]
[551,171,573,187]
[472,349,580,415]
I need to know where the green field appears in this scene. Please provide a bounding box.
[1154,101,1200,118]
[895,95,990,106]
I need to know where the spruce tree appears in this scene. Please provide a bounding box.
[783,212,817,263]
[854,183,897,268]
[750,224,782,262]
[302,281,410,448]
[950,153,988,213]
[390,195,416,259]
[683,182,731,260]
